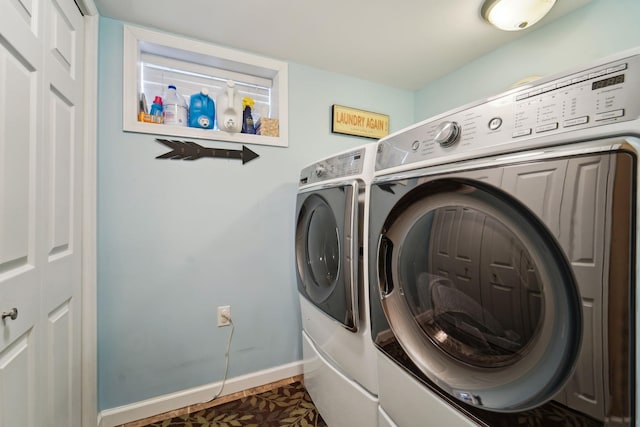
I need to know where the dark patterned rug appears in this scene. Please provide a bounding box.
[139,382,328,427]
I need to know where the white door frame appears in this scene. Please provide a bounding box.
[77,0,99,425]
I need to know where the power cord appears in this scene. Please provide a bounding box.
[205,314,234,402]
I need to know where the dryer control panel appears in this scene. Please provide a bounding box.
[376,49,640,171]
[299,147,366,186]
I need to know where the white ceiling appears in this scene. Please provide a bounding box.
[93,0,592,90]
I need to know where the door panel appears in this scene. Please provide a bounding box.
[0,1,42,425]
[9,0,36,28]
[48,88,73,255]
[0,0,84,424]
[0,330,37,427]
[51,0,75,73]
[43,0,84,424]
[0,49,36,272]
[48,300,73,425]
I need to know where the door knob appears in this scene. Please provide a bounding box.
[2,308,18,321]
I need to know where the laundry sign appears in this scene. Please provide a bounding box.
[331,105,389,139]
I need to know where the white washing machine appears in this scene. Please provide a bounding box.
[295,144,379,427]
[368,48,639,427]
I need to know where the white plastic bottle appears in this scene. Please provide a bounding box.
[216,80,243,133]
[163,85,188,126]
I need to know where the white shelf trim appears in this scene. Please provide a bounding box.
[122,24,288,147]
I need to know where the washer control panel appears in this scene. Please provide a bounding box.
[299,147,366,185]
[376,50,640,171]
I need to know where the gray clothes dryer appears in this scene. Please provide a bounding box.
[296,144,375,332]
[295,145,380,427]
[368,49,639,426]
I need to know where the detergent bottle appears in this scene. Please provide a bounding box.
[215,80,243,133]
[163,85,188,126]
[241,96,256,134]
[188,88,215,129]
[149,96,163,117]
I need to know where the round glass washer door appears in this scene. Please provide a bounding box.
[377,179,582,412]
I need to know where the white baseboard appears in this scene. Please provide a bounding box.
[97,361,303,427]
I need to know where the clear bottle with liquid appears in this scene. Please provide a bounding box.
[163,85,188,126]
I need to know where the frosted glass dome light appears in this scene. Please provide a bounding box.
[482,0,557,31]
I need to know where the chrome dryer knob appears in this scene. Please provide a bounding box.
[434,121,461,147]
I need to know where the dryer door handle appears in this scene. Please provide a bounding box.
[378,236,395,296]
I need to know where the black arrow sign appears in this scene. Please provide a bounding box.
[155,139,259,164]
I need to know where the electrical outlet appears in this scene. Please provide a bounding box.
[217,305,231,327]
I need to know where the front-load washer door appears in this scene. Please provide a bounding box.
[374,173,585,412]
[296,182,359,331]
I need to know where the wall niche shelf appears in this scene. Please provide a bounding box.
[122,25,289,148]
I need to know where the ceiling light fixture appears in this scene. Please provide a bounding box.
[481,0,557,31]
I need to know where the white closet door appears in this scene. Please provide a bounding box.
[0,0,85,425]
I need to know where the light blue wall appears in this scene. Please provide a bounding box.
[415,0,640,120]
[97,17,414,411]
[98,0,640,412]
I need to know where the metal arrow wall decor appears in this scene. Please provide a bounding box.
[155,139,260,164]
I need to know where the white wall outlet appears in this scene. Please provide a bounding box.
[217,305,231,327]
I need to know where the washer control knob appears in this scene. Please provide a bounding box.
[434,121,461,147]
[315,165,326,177]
